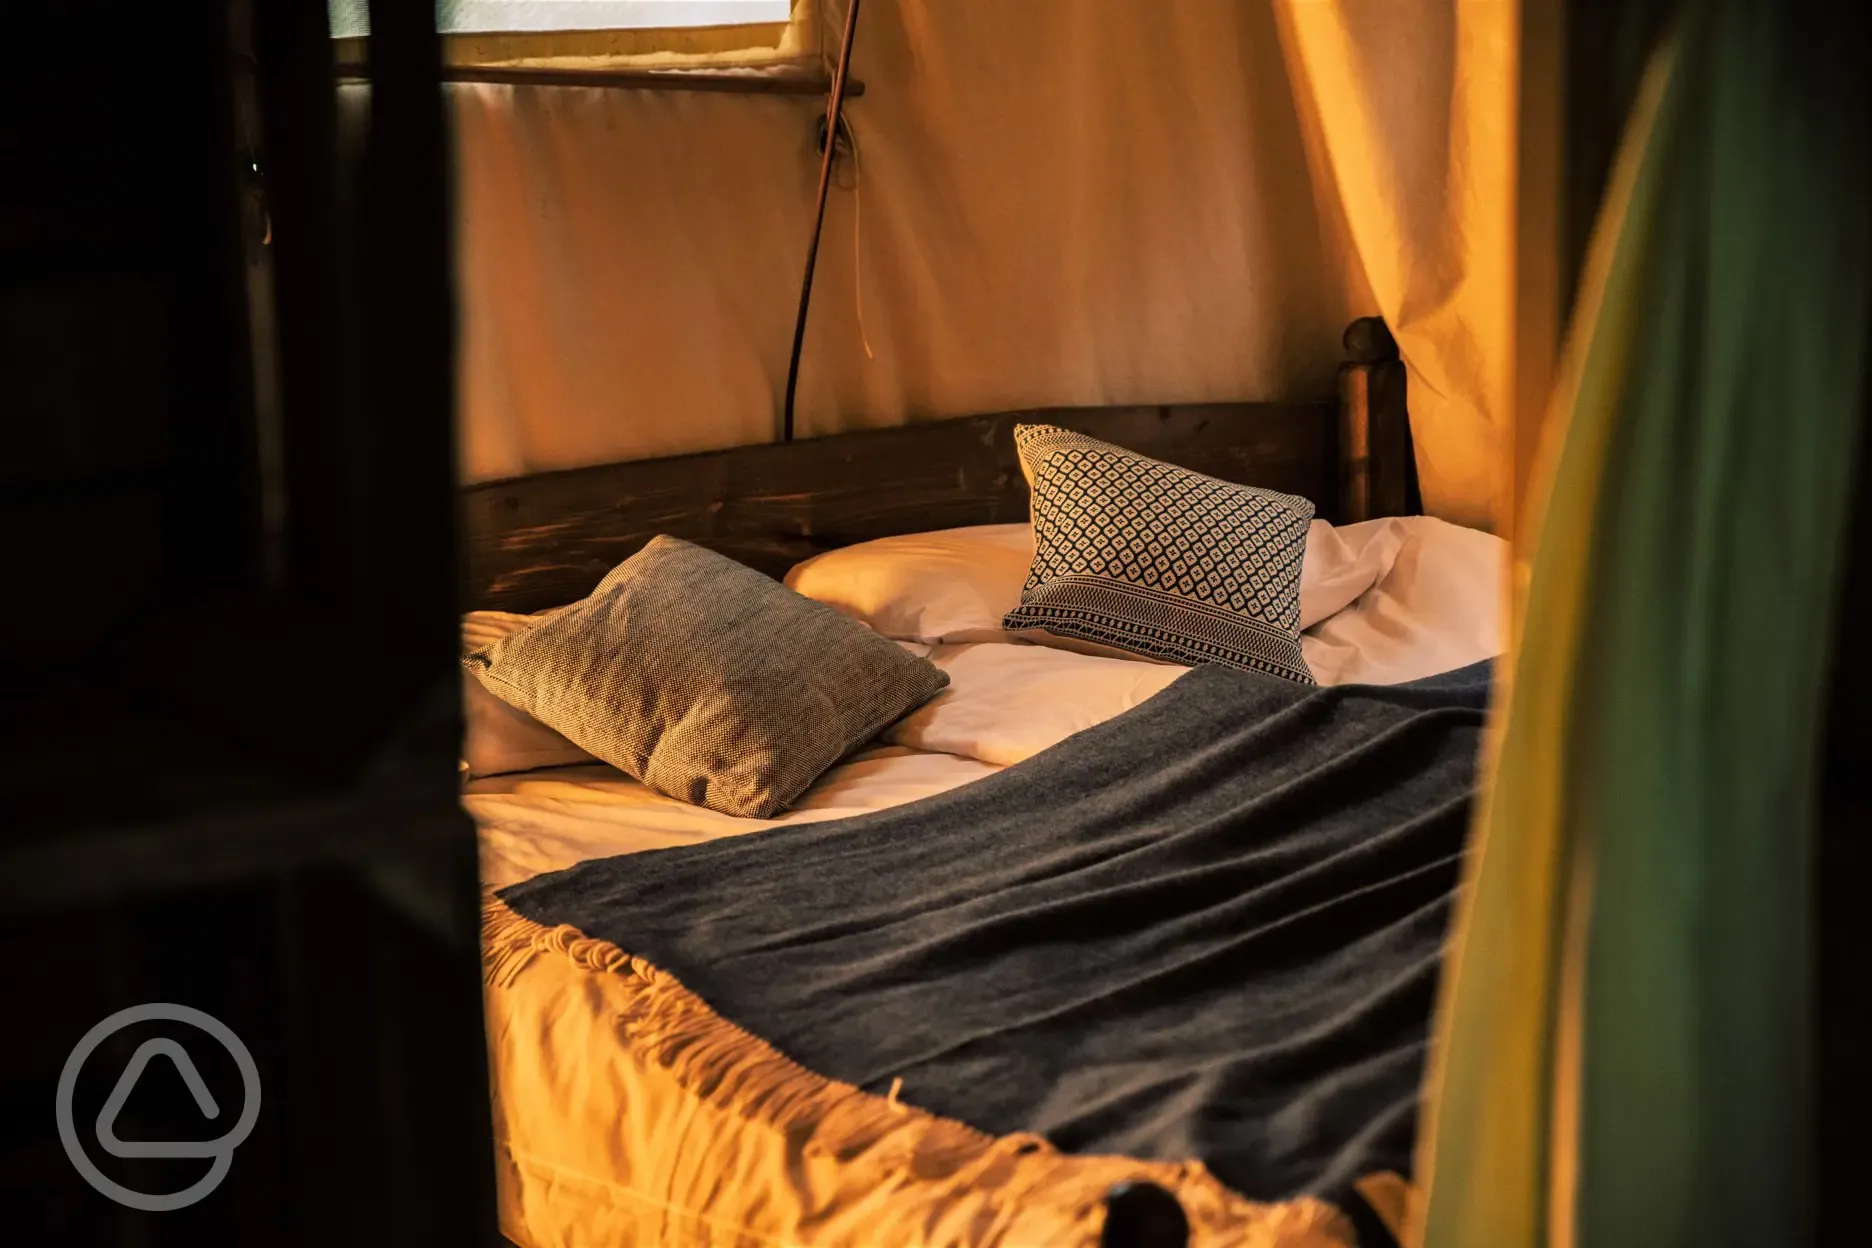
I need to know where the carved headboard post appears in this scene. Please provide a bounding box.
[1337,317,1418,522]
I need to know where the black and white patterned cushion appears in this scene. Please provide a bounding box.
[1003,425,1316,683]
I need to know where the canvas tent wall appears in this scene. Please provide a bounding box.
[428,0,1520,532]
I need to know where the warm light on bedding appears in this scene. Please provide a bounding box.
[468,514,1505,879]
[466,513,1505,1248]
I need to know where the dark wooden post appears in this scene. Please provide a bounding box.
[1337,317,1415,523]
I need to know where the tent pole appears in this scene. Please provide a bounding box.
[780,0,863,444]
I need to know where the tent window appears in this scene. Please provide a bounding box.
[328,2,790,38]
[328,1,802,66]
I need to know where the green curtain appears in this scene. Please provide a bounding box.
[1415,5,1868,1247]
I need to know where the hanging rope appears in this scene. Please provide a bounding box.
[780,0,864,443]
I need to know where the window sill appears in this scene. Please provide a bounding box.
[336,63,862,97]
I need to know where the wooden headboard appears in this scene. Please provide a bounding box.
[462,318,1413,614]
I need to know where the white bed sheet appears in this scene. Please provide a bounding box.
[469,516,1505,890]
[474,746,1000,890]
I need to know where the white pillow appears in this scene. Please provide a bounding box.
[460,611,596,778]
[1300,518,1507,686]
[784,519,1401,644]
[784,524,1036,643]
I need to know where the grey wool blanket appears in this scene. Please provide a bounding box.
[499,660,1491,1239]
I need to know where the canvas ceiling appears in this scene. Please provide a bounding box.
[450,1,1515,531]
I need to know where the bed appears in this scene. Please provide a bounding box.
[461,321,1502,1248]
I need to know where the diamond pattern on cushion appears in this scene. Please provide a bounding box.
[1004,425,1315,683]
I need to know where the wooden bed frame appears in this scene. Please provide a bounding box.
[462,318,1414,614]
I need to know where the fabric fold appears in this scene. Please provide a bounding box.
[482,892,1354,1248]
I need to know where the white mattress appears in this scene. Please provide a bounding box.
[470,516,1505,889]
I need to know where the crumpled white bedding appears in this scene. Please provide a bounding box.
[470,516,1504,889]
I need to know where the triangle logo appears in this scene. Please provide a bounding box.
[95,1039,224,1160]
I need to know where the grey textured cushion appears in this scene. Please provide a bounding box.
[463,535,950,817]
[1004,424,1316,683]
